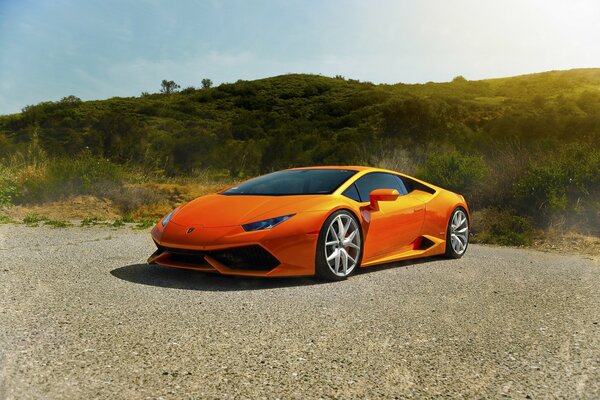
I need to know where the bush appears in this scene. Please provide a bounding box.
[22,213,48,226]
[105,185,164,214]
[17,157,124,204]
[514,144,600,228]
[44,219,72,228]
[364,146,420,175]
[416,151,487,202]
[471,208,534,246]
[0,166,17,206]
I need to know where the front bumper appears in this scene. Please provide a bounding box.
[148,214,324,277]
[148,244,285,276]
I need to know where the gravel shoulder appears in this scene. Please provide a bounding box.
[0,225,599,399]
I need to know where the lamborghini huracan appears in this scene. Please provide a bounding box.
[148,167,470,280]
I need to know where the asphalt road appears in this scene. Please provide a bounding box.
[0,225,599,399]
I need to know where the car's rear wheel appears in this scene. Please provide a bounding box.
[315,210,363,281]
[445,207,469,258]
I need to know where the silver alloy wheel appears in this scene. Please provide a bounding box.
[450,209,469,255]
[324,214,361,277]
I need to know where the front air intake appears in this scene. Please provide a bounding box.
[210,246,280,270]
[162,245,280,271]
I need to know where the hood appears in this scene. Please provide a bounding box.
[170,193,325,227]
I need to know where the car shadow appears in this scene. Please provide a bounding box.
[110,264,326,292]
[111,257,446,292]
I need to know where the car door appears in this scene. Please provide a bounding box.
[351,172,426,260]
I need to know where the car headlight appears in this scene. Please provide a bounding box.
[161,210,175,228]
[242,214,295,232]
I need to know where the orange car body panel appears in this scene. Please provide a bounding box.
[149,166,469,277]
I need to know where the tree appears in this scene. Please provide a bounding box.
[201,78,213,89]
[160,80,180,94]
[60,95,82,105]
[452,75,467,83]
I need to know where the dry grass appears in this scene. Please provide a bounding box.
[1,181,232,222]
[3,195,120,221]
[364,147,419,175]
[531,231,600,257]
[129,181,230,219]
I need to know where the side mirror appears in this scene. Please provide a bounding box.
[369,189,399,211]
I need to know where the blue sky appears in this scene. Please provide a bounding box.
[1,0,599,114]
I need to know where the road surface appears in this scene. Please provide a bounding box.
[0,225,598,399]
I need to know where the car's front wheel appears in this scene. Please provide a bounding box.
[445,207,469,258]
[315,210,363,281]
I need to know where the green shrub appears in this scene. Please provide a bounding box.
[110,215,154,229]
[0,166,17,206]
[0,214,13,224]
[81,217,106,227]
[471,208,534,246]
[134,219,156,230]
[416,151,487,201]
[44,219,72,228]
[17,157,124,204]
[111,219,125,227]
[514,144,600,227]
[22,213,48,226]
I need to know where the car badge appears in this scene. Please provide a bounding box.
[186,227,195,234]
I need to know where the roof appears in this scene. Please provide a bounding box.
[289,165,373,171]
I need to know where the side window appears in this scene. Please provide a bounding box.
[354,172,407,201]
[393,175,408,195]
[400,175,436,195]
[342,183,361,202]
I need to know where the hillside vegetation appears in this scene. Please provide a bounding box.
[1,69,599,243]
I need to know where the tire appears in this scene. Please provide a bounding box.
[315,210,363,281]
[445,207,469,258]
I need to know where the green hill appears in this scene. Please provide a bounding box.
[2,68,599,174]
[1,69,599,238]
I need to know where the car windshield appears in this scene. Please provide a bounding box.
[221,169,357,196]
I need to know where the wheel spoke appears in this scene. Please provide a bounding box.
[342,219,351,238]
[337,217,345,238]
[451,233,464,251]
[346,251,356,263]
[345,242,360,250]
[334,250,340,273]
[344,230,357,242]
[325,240,338,246]
[341,249,348,274]
[451,235,460,252]
[329,226,338,241]
[452,233,462,244]
[327,249,339,261]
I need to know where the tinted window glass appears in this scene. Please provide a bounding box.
[399,175,435,194]
[222,169,357,196]
[354,172,407,201]
[395,175,408,195]
[342,183,361,202]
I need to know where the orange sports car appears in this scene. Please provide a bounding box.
[148,167,470,280]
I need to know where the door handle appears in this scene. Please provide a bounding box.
[413,207,424,213]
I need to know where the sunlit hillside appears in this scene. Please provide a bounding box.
[1,68,599,243]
